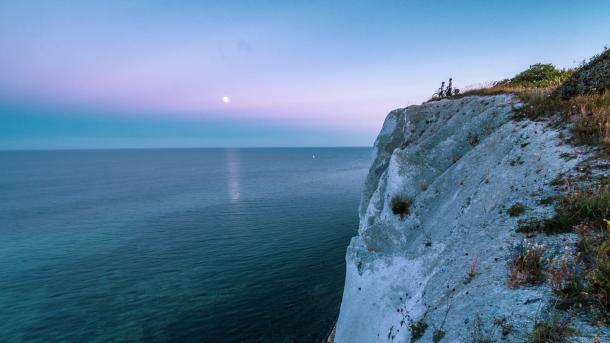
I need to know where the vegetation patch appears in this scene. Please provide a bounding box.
[410,320,428,343]
[508,244,546,288]
[555,47,610,99]
[548,256,586,312]
[508,202,526,217]
[493,318,512,338]
[550,223,610,324]
[549,177,565,186]
[517,185,610,235]
[510,63,575,89]
[570,90,610,148]
[452,47,610,153]
[530,317,574,343]
[526,186,610,323]
[469,316,494,343]
[454,63,572,100]
[516,218,573,235]
[391,195,412,219]
[553,186,610,228]
[538,196,558,206]
[512,87,567,120]
[589,239,610,316]
[432,329,445,343]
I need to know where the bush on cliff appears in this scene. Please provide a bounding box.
[508,63,574,88]
[555,47,610,99]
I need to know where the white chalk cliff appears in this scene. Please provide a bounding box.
[334,95,586,342]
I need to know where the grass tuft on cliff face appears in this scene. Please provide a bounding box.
[391,195,412,219]
[508,203,526,217]
[589,240,610,313]
[517,185,610,235]
[568,223,610,323]
[554,186,610,229]
[508,244,545,288]
[530,316,574,343]
[432,329,445,343]
[570,90,610,148]
[409,320,428,343]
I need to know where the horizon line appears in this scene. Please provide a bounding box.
[0,145,374,152]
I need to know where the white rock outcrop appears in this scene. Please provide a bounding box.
[335,95,584,342]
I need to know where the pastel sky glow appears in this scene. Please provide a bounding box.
[1,0,609,149]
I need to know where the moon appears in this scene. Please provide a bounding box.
[223,96,230,103]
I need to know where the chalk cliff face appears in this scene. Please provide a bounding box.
[334,95,583,342]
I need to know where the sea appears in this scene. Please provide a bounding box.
[0,148,372,342]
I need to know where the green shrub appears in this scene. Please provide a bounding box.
[556,47,610,98]
[509,63,574,88]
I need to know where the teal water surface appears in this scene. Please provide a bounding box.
[0,148,371,342]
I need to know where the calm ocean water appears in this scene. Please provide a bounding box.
[0,148,371,342]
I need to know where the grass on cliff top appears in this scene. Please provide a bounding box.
[453,47,610,153]
[454,63,574,99]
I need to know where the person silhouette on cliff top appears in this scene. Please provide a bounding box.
[437,81,445,98]
[446,78,453,97]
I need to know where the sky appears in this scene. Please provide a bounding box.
[1,0,609,149]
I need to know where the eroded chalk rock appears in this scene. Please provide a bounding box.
[335,95,587,342]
